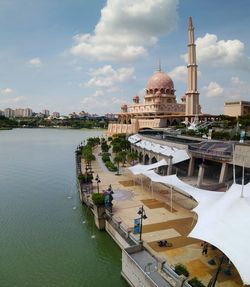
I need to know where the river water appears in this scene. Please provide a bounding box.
[0,128,127,287]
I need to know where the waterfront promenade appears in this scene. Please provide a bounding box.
[86,146,243,287]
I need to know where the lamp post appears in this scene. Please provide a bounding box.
[137,205,147,241]
[107,184,113,194]
[95,174,101,193]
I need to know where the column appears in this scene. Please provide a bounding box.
[219,162,228,184]
[197,164,205,187]
[188,156,195,176]
[167,156,173,175]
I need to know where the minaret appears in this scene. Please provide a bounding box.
[157,59,162,72]
[185,16,199,117]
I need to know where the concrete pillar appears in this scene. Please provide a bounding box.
[197,164,205,187]
[167,156,173,175]
[93,205,106,230]
[188,156,195,176]
[219,162,228,184]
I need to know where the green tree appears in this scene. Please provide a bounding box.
[92,193,105,206]
[188,277,205,287]
[112,142,122,153]
[119,151,127,166]
[114,153,123,175]
[101,141,109,153]
[127,151,138,165]
[174,263,189,277]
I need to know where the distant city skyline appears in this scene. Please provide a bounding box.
[0,0,249,115]
[0,106,113,118]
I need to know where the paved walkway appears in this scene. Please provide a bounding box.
[85,147,243,287]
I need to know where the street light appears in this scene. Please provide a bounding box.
[95,174,101,193]
[107,184,114,194]
[137,205,147,241]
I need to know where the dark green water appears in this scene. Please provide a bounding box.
[0,129,127,287]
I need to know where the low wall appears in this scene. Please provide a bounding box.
[121,249,158,287]
[105,221,130,249]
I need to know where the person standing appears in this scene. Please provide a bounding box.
[202,242,209,256]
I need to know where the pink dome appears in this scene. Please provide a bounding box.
[133,95,139,100]
[147,71,174,90]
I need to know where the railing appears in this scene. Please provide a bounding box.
[188,145,233,159]
[105,212,139,246]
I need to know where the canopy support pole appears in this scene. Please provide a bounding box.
[233,143,236,184]
[241,162,245,198]
[170,185,173,213]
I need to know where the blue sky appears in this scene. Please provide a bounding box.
[0,0,249,115]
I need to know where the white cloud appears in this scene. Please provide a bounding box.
[203,81,224,97]
[80,90,126,114]
[80,95,108,113]
[225,76,250,100]
[182,33,250,70]
[0,96,26,105]
[1,88,13,95]
[85,65,135,88]
[92,90,104,97]
[71,0,178,61]
[29,57,42,67]
[168,65,187,82]
[231,76,244,86]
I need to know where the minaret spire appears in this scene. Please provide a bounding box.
[185,16,200,117]
[188,16,193,29]
[157,59,162,72]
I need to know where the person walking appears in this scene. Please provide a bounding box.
[202,242,208,256]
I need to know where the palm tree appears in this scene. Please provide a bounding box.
[127,151,138,166]
[114,153,123,175]
[119,151,127,167]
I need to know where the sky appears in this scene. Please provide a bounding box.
[0,0,249,115]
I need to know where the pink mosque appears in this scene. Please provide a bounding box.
[108,17,201,136]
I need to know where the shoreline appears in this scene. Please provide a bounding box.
[75,140,243,287]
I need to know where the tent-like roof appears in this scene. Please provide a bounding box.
[128,135,190,165]
[141,171,250,285]
[128,159,167,175]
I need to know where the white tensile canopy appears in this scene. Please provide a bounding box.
[128,135,190,164]
[128,159,167,175]
[141,171,250,285]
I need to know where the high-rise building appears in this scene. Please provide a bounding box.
[52,112,60,118]
[23,108,33,117]
[14,108,24,117]
[42,109,50,117]
[4,108,14,118]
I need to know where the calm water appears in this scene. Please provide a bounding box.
[0,128,127,287]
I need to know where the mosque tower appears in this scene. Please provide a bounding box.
[185,16,200,117]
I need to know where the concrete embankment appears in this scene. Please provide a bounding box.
[75,147,192,287]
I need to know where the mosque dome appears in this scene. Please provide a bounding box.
[146,71,174,91]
